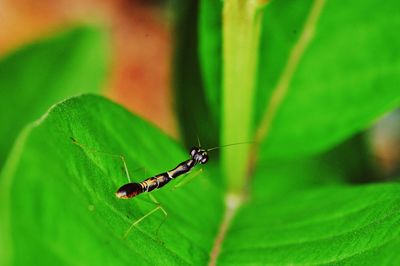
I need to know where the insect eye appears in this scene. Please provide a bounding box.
[201,156,208,164]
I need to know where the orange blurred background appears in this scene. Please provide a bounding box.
[0,0,178,137]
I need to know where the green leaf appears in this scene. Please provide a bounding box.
[0,25,110,167]
[0,95,223,265]
[173,0,219,148]
[198,0,400,160]
[2,95,400,265]
[219,183,400,265]
[254,0,314,127]
[259,0,400,159]
[2,0,400,264]
[199,0,223,123]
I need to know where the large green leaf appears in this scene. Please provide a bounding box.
[1,95,400,265]
[260,0,400,159]
[0,25,110,167]
[0,95,223,265]
[198,0,400,160]
[219,184,400,265]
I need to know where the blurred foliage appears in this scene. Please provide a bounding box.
[1,0,400,265]
[198,0,400,159]
[0,25,110,168]
[173,0,219,149]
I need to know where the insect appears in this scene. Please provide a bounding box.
[71,137,248,237]
[115,146,209,199]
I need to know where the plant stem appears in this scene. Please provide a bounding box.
[221,0,267,194]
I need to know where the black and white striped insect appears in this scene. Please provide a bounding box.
[115,146,209,199]
[71,137,248,237]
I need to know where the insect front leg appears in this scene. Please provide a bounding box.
[172,168,203,190]
[71,137,133,182]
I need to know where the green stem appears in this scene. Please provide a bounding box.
[221,0,267,194]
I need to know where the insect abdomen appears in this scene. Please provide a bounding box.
[141,173,171,192]
[116,182,143,199]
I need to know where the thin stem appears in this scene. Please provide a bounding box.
[221,0,267,194]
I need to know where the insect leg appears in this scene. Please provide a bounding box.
[149,194,168,238]
[123,194,168,239]
[71,137,132,182]
[172,168,203,190]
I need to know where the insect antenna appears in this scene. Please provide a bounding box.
[206,141,253,152]
[196,135,202,148]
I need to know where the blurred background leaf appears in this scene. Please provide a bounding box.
[198,0,222,125]
[0,1,177,137]
[0,25,110,168]
[197,0,400,160]
[173,0,219,149]
[251,132,379,203]
[259,0,400,159]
